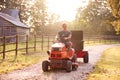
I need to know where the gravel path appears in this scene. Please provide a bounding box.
[0,44,120,80]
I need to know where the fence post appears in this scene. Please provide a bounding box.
[41,34,43,50]
[94,37,95,44]
[15,35,18,59]
[3,36,6,59]
[99,37,101,43]
[48,35,50,50]
[105,38,106,44]
[26,35,28,54]
[34,34,36,51]
[87,38,89,44]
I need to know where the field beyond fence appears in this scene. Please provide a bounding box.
[0,33,120,60]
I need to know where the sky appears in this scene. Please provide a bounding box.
[46,0,89,21]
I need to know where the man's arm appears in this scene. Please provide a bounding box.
[55,33,60,42]
[55,34,59,39]
[64,31,72,40]
[68,34,72,39]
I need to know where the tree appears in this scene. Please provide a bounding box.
[47,13,60,25]
[75,0,114,34]
[0,0,21,9]
[107,0,120,34]
[28,0,47,35]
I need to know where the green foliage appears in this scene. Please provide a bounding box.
[107,0,120,34]
[75,0,114,34]
[0,0,21,9]
[28,0,47,34]
[107,0,120,18]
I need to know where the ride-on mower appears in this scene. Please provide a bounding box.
[42,31,89,72]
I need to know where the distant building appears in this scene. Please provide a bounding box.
[0,9,29,42]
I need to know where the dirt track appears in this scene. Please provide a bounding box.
[0,44,120,80]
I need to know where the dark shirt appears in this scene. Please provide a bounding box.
[58,30,71,42]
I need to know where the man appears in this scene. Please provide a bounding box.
[56,23,72,51]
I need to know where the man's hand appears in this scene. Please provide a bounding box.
[64,34,71,40]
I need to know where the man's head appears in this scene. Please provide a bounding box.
[62,23,67,30]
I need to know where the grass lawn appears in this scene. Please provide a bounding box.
[87,46,120,80]
[0,50,48,74]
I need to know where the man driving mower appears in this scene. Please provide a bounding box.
[42,23,89,72]
[56,23,72,56]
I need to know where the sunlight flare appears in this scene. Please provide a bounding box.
[47,0,89,21]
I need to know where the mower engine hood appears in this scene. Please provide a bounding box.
[51,43,65,48]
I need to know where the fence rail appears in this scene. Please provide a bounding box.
[0,35,36,60]
[0,34,120,60]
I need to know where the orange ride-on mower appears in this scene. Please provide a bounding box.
[42,31,89,72]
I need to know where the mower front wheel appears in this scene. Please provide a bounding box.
[66,60,72,72]
[42,60,49,72]
[71,54,77,62]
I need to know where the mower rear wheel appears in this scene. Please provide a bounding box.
[66,60,72,72]
[42,60,49,72]
[83,52,89,63]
